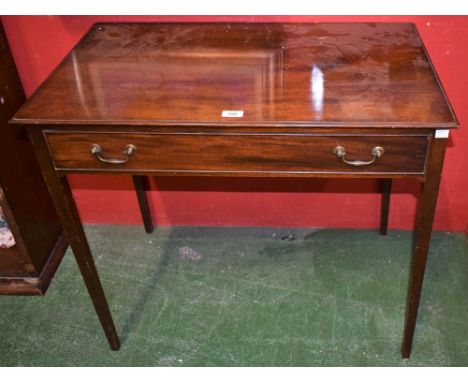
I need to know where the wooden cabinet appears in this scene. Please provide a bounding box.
[0,21,67,295]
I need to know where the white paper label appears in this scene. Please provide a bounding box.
[435,129,449,138]
[221,110,244,118]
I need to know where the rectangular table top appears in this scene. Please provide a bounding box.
[13,22,457,128]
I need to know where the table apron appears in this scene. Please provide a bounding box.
[44,131,431,178]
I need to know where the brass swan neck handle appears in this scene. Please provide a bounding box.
[333,146,384,167]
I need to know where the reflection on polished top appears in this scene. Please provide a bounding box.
[13,23,457,127]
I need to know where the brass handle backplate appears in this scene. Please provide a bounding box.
[90,143,137,164]
[333,145,384,167]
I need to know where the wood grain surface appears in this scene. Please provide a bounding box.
[45,131,430,176]
[12,23,457,128]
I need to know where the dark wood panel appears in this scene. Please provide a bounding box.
[0,22,63,274]
[0,245,29,277]
[0,21,66,288]
[0,232,68,295]
[45,132,429,175]
[12,23,457,128]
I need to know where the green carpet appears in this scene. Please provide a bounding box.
[1,225,467,366]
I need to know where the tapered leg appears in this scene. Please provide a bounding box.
[401,137,447,359]
[132,176,154,233]
[380,179,392,235]
[28,129,120,350]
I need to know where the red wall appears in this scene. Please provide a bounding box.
[2,15,467,232]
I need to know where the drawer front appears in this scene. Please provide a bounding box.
[45,132,429,175]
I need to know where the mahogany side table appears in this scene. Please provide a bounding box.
[11,22,458,358]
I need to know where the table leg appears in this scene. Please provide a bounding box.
[401,136,447,359]
[380,179,392,235]
[27,129,120,351]
[132,176,154,233]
